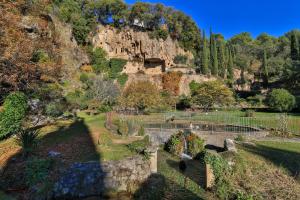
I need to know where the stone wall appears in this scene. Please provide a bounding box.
[52,155,153,199]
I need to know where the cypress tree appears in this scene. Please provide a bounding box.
[211,37,219,75]
[218,41,226,78]
[262,49,269,86]
[291,32,299,61]
[201,31,209,74]
[209,28,214,73]
[227,47,234,80]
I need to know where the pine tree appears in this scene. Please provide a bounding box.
[201,31,209,74]
[227,47,234,80]
[262,49,269,86]
[291,32,299,61]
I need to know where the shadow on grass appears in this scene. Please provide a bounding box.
[0,117,104,199]
[242,143,300,180]
[133,173,204,200]
[166,158,206,189]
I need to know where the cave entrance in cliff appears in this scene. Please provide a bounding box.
[144,58,166,73]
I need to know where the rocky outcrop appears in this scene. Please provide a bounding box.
[51,15,89,77]
[92,26,193,75]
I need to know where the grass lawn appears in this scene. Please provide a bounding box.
[123,110,300,135]
[134,150,208,200]
[228,140,300,199]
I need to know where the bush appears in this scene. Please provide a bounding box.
[165,131,185,156]
[149,28,169,40]
[79,73,89,83]
[25,158,53,187]
[186,133,205,158]
[235,134,246,142]
[244,109,255,117]
[116,119,129,136]
[15,128,40,156]
[127,136,150,159]
[109,58,127,79]
[174,54,188,65]
[31,50,50,63]
[267,89,296,112]
[98,104,113,113]
[0,92,28,139]
[138,125,145,136]
[45,102,64,117]
[117,73,128,86]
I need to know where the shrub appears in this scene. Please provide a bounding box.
[204,151,231,199]
[149,28,169,40]
[98,104,113,113]
[31,50,50,63]
[186,133,205,158]
[45,102,64,117]
[0,92,28,139]
[25,158,53,187]
[138,125,145,136]
[174,54,188,65]
[244,109,255,117]
[109,58,127,79]
[235,134,246,142]
[127,136,150,153]
[116,119,129,136]
[79,73,89,83]
[117,73,128,86]
[15,128,40,156]
[165,131,185,156]
[267,89,296,112]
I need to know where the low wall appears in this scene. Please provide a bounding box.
[52,155,153,199]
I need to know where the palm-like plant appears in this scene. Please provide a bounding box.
[15,128,39,157]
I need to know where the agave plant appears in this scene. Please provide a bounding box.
[15,128,40,157]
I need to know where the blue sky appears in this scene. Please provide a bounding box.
[125,0,300,39]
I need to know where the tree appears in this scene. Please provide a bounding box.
[217,38,226,78]
[262,49,269,86]
[89,47,109,74]
[201,31,209,75]
[290,32,299,61]
[267,89,296,112]
[0,92,28,139]
[119,81,161,113]
[227,47,234,80]
[190,81,234,109]
[210,30,218,75]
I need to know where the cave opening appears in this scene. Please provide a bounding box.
[144,58,166,72]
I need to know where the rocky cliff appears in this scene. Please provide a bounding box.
[92,26,193,75]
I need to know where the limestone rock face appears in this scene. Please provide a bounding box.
[92,26,193,75]
[51,15,89,76]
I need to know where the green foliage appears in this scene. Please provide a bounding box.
[15,128,40,156]
[267,89,296,112]
[117,73,128,86]
[79,73,89,83]
[127,136,150,154]
[204,152,231,199]
[53,0,95,44]
[65,90,88,110]
[235,134,246,142]
[25,158,53,187]
[186,133,205,158]
[165,131,185,156]
[189,80,235,109]
[0,92,28,139]
[138,125,145,136]
[244,109,255,117]
[45,102,65,117]
[201,31,209,74]
[116,119,129,136]
[149,28,169,40]
[109,58,127,79]
[173,55,188,65]
[31,50,50,63]
[89,47,109,74]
